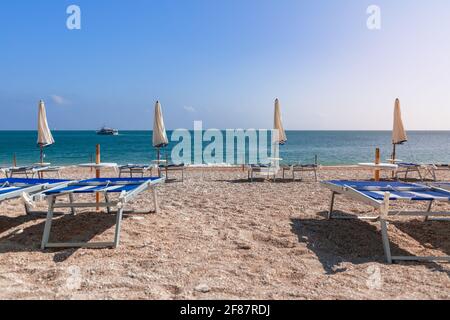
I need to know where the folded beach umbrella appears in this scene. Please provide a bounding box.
[274,98,287,145]
[153,101,169,162]
[391,98,407,161]
[37,100,55,163]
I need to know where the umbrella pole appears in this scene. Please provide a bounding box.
[157,148,161,177]
[39,146,44,179]
[96,144,101,212]
[165,151,169,178]
[391,143,396,178]
[40,146,44,164]
[392,143,396,163]
[374,148,380,181]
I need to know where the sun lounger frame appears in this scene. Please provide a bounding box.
[161,164,186,182]
[39,177,165,250]
[395,163,423,181]
[322,180,450,264]
[118,165,154,178]
[0,179,71,215]
[422,164,450,181]
[247,165,278,182]
[282,164,318,182]
[4,166,63,179]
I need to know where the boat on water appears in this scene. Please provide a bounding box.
[97,127,119,135]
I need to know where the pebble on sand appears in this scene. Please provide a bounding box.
[194,284,210,293]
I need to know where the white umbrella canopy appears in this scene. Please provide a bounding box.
[153,101,169,165]
[392,98,407,145]
[274,98,287,145]
[153,101,169,148]
[37,100,55,147]
[37,100,55,163]
[391,98,407,160]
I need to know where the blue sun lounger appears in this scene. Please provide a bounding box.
[0,178,71,214]
[322,180,450,263]
[37,177,165,250]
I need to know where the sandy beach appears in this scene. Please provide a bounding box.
[0,166,449,300]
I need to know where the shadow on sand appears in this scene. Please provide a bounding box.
[393,220,450,257]
[0,214,40,235]
[0,212,121,262]
[290,213,450,276]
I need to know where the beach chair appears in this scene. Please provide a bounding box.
[0,178,71,215]
[247,164,278,182]
[282,164,318,182]
[322,180,450,263]
[118,164,153,178]
[160,163,186,182]
[4,166,63,179]
[395,163,423,181]
[37,177,164,249]
[429,182,450,220]
[423,164,450,181]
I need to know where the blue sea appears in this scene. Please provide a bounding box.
[1,131,450,166]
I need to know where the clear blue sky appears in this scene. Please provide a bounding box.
[1,0,449,130]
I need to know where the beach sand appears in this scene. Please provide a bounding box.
[0,166,449,300]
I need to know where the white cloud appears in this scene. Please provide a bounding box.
[50,95,69,105]
[183,106,196,113]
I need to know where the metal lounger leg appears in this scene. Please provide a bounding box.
[69,194,76,215]
[327,192,336,220]
[24,203,31,215]
[380,218,393,264]
[41,196,56,250]
[105,193,111,214]
[380,193,393,264]
[425,201,433,222]
[113,207,124,248]
[153,186,159,213]
[379,192,392,264]
[425,200,450,222]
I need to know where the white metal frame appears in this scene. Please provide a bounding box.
[248,165,279,182]
[39,178,164,250]
[0,179,71,215]
[118,165,153,178]
[4,166,63,179]
[282,165,318,182]
[395,164,424,181]
[322,181,450,264]
[162,165,185,182]
[423,164,450,182]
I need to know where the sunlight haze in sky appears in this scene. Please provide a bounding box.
[0,0,449,130]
